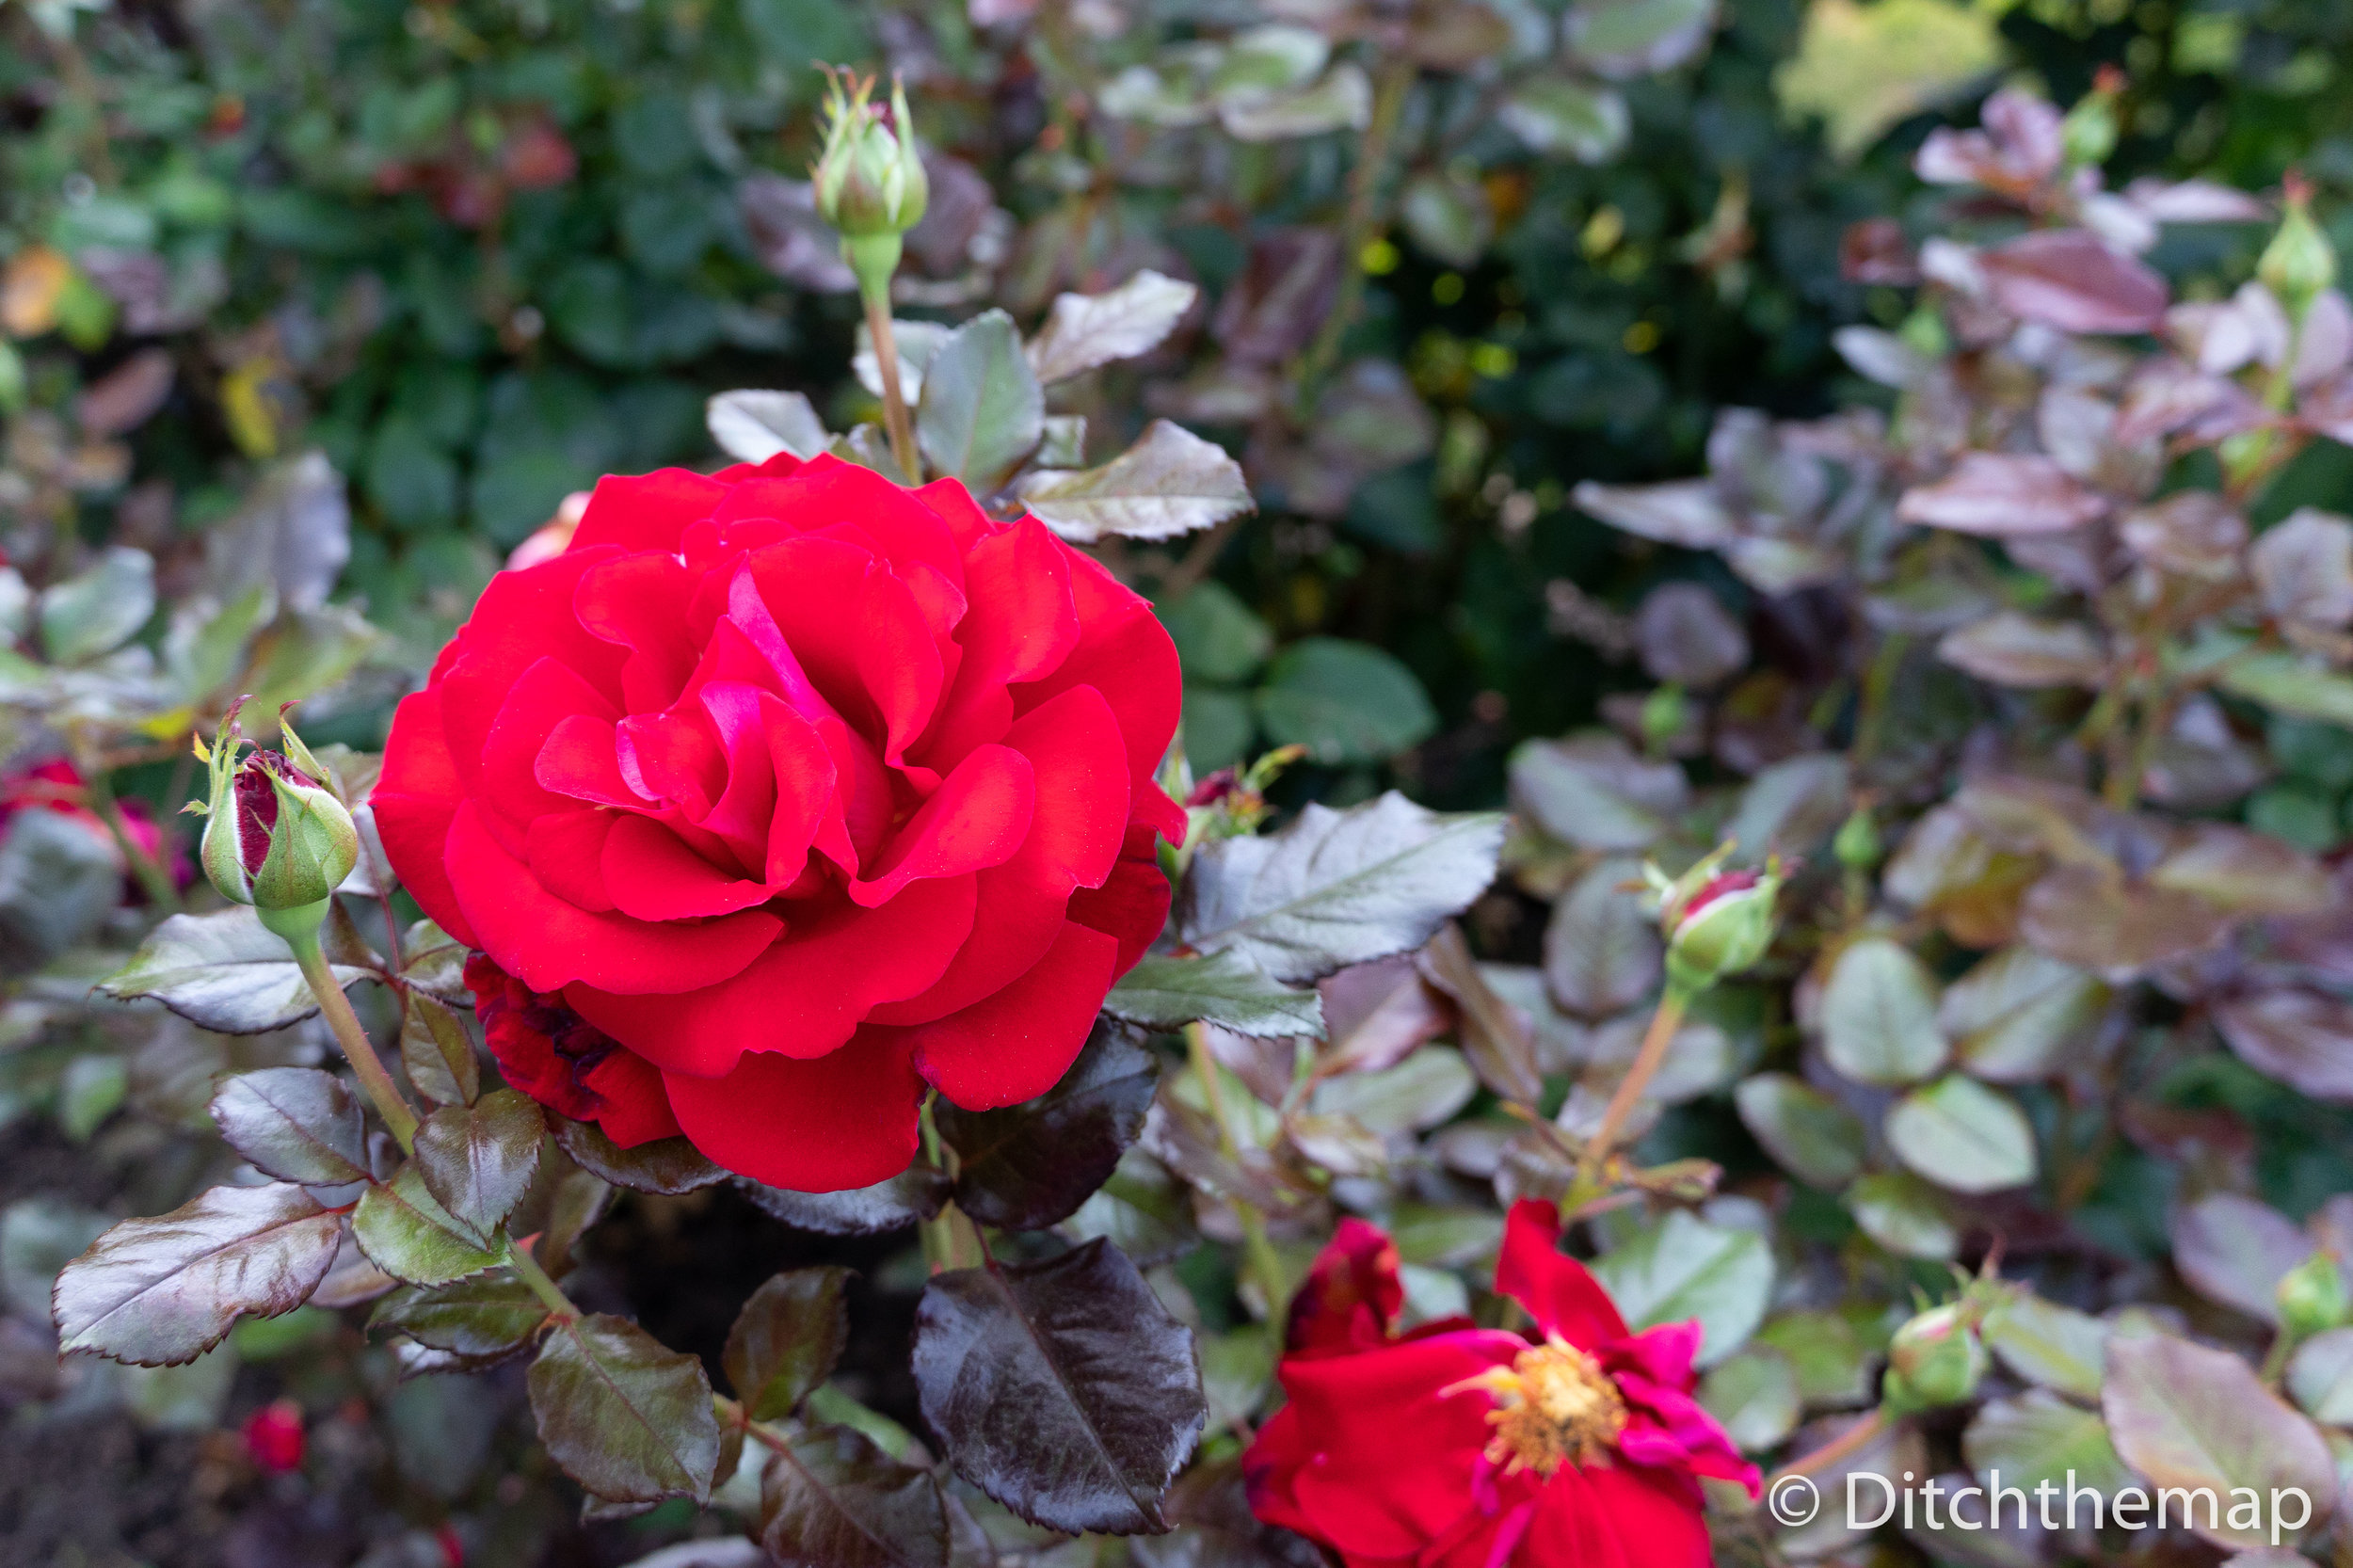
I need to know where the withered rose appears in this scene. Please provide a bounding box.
[377,453,1182,1190]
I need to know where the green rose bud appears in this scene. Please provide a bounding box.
[1647,846,1783,997]
[190,700,359,938]
[2258,171,2337,326]
[2060,65,2123,168]
[812,69,928,302]
[1833,806,1881,871]
[1881,1301,1989,1416]
[2277,1253,2349,1339]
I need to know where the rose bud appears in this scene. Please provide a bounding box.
[812,70,928,299]
[2059,66,2122,168]
[2278,1253,2349,1339]
[242,1398,305,1473]
[1646,846,1783,997]
[1881,1301,1990,1416]
[2259,171,2337,326]
[190,700,359,936]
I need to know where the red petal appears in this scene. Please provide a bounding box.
[534,713,646,808]
[569,469,725,555]
[601,814,776,920]
[1495,1200,1628,1348]
[374,689,477,948]
[568,873,977,1075]
[902,921,1120,1109]
[446,801,781,995]
[1287,1217,1405,1355]
[525,809,616,913]
[1012,593,1180,790]
[479,656,621,830]
[663,1030,924,1192]
[1523,1462,1710,1568]
[721,456,968,596]
[581,1046,684,1146]
[438,553,629,796]
[1064,828,1172,975]
[847,744,1034,907]
[574,552,697,713]
[918,474,999,551]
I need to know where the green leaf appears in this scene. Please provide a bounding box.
[939,1023,1160,1231]
[1543,856,1663,1019]
[1735,1073,1866,1189]
[1017,420,1253,543]
[1755,1311,1878,1408]
[1565,0,1718,77]
[1941,946,2108,1082]
[1819,936,1947,1086]
[1884,1075,2037,1193]
[209,1067,369,1186]
[740,1166,952,1235]
[725,1267,852,1420]
[760,1423,948,1568]
[2216,649,2353,728]
[2170,1192,2313,1326]
[369,1271,552,1359]
[1309,1046,1478,1135]
[2102,1331,2337,1551]
[1025,270,1199,385]
[1,1196,109,1320]
[352,1165,504,1287]
[1987,1293,2107,1402]
[1962,1388,2130,1495]
[708,389,829,464]
[2285,1327,2353,1424]
[914,1239,1206,1534]
[413,1089,544,1246]
[1256,638,1437,764]
[98,906,376,1035]
[1159,580,1273,686]
[916,309,1043,490]
[1178,792,1505,984]
[1699,1346,1801,1451]
[550,1116,728,1195]
[1509,734,1688,852]
[59,1052,127,1142]
[1847,1171,1959,1259]
[1104,951,1325,1039]
[529,1312,722,1506]
[400,993,479,1107]
[40,546,154,664]
[53,1183,344,1366]
[1589,1210,1773,1368]
[1772,0,2004,160]
[1497,76,1630,162]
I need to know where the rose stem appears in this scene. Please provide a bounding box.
[1769,1407,1885,1484]
[1574,987,1689,1192]
[863,292,921,483]
[285,920,419,1152]
[76,758,182,913]
[1185,1022,1290,1322]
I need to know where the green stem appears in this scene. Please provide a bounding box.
[1293,56,1417,403]
[286,921,420,1152]
[80,764,182,913]
[1770,1407,1885,1484]
[505,1236,578,1318]
[1575,986,1689,1192]
[1185,1022,1289,1321]
[862,286,922,483]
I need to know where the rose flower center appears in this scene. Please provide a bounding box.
[1449,1337,1628,1479]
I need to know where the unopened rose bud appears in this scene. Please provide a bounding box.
[1881,1301,1989,1416]
[1833,806,1881,871]
[2259,172,2337,326]
[2278,1253,2349,1339]
[812,70,928,301]
[1647,848,1783,997]
[2060,67,2123,168]
[242,1398,305,1473]
[190,701,359,935]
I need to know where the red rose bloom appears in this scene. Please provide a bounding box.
[1244,1201,1760,1568]
[375,454,1183,1190]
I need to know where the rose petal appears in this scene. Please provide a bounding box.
[663,1029,925,1192]
[1496,1199,1629,1348]
[902,921,1121,1109]
[847,744,1035,908]
[375,689,478,948]
[602,815,778,920]
[569,468,726,556]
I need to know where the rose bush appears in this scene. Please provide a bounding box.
[1245,1201,1758,1568]
[376,451,1184,1189]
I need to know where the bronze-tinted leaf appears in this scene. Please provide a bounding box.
[1543,856,1661,1020]
[1979,229,2169,334]
[939,1023,1158,1231]
[370,1271,552,1357]
[2102,1331,2336,1551]
[1939,946,2108,1082]
[413,1089,543,1246]
[1896,453,2105,537]
[2170,1192,2313,1326]
[1735,1073,1866,1189]
[1634,582,1749,687]
[760,1423,948,1568]
[1317,955,1451,1078]
[2215,988,2353,1103]
[913,1239,1206,1534]
[528,1313,721,1506]
[54,1182,343,1366]
[1508,733,1688,851]
[1417,924,1543,1108]
[551,1116,728,1195]
[351,1165,504,1287]
[209,1067,369,1186]
[1938,612,2107,688]
[400,992,478,1107]
[741,1167,953,1235]
[724,1268,852,1421]
[2018,865,2231,978]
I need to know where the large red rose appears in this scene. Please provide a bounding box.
[375,453,1183,1191]
[1243,1202,1760,1568]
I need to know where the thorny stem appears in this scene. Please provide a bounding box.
[1769,1407,1886,1484]
[863,289,922,483]
[1575,986,1689,1192]
[715,1392,793,1454]
[1294,56,1417,403]
[1186,1021,1290,1322]
[287,924,420,1152]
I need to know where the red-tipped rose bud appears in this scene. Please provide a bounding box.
[242,1398,306,1473]
[190,700,359,938]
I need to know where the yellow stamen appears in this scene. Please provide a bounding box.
[1442,1336,1627,1478]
